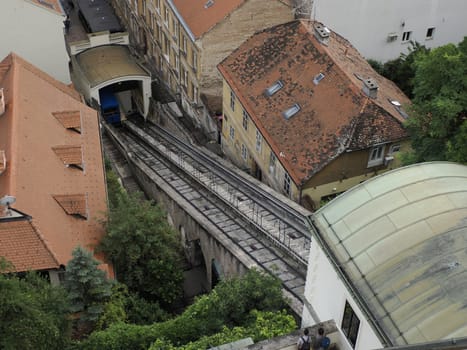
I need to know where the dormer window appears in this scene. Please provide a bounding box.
[52,145,84,171]
[265,80,284,97]
[52,111,81,133]
[282,103,301,120]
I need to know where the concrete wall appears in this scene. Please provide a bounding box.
[302,237,384,350]
[199,0,294,112]
[312,0,467,62]
[0,0,70,83]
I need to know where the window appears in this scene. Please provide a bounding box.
[164,7,169,26]
[255,130,262,152]
[192,51,198,70]
[173,49,179,72]
[426,27,435,39]
[283,173,291,196]
[342,301,360,348]
[242,110,249,130]
[389,144,401,154]
[230,89,236,111]
[193,86,198,103]
[173,20,179,43]
[182,36,187,53]
[368,145,385,167]
[182,68,188,87]
[229,126,235,140]
[269,152,276,174]
[402,31,412,42]
[241,144,248,160]
[141,0,146,16]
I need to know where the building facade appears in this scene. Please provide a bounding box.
[0,0,70,83]
[307,0,467,62]
[109,0,294,136]
[218,20,410,210]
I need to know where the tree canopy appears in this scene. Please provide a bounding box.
[405,37,467,163]
[64,246,113,333]
[78,269,293,350]
[0,271,71,350]
[99,191,184,308]
[368,41,429,98]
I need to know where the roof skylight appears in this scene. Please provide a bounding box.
[313,73,325,85]
[204,0,214,9]
[282,103,301,120]
[390,100,409,119]
[265,80,284,97]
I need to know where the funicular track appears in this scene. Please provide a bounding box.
[103,118,312,313]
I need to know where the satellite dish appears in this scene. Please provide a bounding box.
[0,195,16,207]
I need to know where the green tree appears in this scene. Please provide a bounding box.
[405,37,467,163]
[78,269,292,350]
[368,41,429,98]
[99,192,184,307]
[148,310,296,350]
[0,271,71,349]
[64,246,112,332]
[125,291,170,325]
[105,159,125,210]
[96,283,127,330]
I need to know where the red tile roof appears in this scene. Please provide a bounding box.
[173,0,245,38]
[218,20,410,185]
[0,53,109,269]
[0,216,60,272]
[29,0,64,15]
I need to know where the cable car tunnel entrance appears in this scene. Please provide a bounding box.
[98,81,142,125]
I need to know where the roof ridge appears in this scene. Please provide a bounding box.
[8,53,81,101]
[28,219,61,268]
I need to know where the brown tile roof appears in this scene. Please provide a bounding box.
[29,0,64,15]
[52,111,82,131]
[218,20,410,185]
[0,217,60,272]
[52,145,83,166]
[0,52,108,268]
[0,53,80,101]
[173,0,245,39]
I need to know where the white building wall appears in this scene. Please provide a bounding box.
[302,239,383,350]
[311,0,467,62]
[0,0,70,83]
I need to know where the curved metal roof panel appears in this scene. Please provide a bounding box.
[312,162,467,345]
[75,45,149,87]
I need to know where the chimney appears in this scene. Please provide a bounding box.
[314,23,330,46]
[0,88,5,116]
[362,78,378,99]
